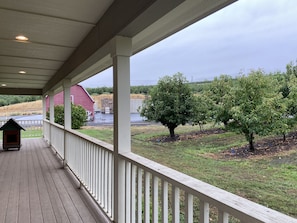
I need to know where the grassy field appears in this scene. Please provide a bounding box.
[0,128,43,140]
[79,124,297,218]
[0,100,43,116]
[0,94,145,117]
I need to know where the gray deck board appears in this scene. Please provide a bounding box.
[0,138,110,223]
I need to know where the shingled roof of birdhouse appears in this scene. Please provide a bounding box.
[0,118,25,131]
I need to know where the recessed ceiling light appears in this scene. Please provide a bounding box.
[15,35,29,41]
[19,70,26,74]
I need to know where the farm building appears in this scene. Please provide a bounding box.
[99,97,143,114]
[46,85,95,121]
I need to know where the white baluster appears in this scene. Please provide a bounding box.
[162,180,168,223]
[200,201,209,223]
[185,193,193,223]
[152,176,159,223]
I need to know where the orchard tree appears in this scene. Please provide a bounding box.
[274,61,297,140]
[285,72,297,134]
[191,94,213,130]
[286,61,297,116]
[207,75,234,127]
[286,60,297,77]
[228,70,286,151]
[140,72,195,138]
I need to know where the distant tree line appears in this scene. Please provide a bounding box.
[85,81,212,95]
[0,95,41,107]
[85,85,154,95]
[86,86,113,95]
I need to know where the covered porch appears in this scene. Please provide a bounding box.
[0,0,297,222]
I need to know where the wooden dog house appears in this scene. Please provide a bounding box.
[0,118,25,150]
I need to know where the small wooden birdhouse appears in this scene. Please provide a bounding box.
[0,118,25,151]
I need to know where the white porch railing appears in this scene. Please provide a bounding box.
[51,123,65,157]
[65,129,114,217]
[43,121,65,156]
[43,120,297,223]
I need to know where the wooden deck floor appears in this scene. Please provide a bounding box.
[0,138,110,223]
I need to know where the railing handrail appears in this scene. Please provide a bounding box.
[65,127,114,152]
[44,119,63,129]
[43,119,113,151]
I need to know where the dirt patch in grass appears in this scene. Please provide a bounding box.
[149,128,297,160]
[149,128,226,142]
[222,132,297,160]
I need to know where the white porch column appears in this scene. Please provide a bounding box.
[42,95,47,120]
[63,79,71,130]
[111,36,132,223]
[49,90,55,123]
[42,95,47,139]
[63,79,71,166]
[49,90,54,146]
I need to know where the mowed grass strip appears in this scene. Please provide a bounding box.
[79,124,297,218]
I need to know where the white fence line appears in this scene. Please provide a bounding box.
[0,119,42,128]
[43,120,297,223]
[0,119,43,138]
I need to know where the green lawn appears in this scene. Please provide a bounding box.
[0,128,43,140]
[21,129,43,138]
[79,124,297,218]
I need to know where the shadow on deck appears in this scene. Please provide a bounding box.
[0,138,110,223]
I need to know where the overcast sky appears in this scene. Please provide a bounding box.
[80,0,297,88]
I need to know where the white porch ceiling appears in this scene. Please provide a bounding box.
[0,0,237,95]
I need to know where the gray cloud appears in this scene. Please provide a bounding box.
[80,0,297,87]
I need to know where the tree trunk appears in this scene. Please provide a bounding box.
[169,127,175,139]
[248,132,255,152]
[283,133,286,142]
[223,121,228,128]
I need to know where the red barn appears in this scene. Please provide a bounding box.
[46,84,95,121]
